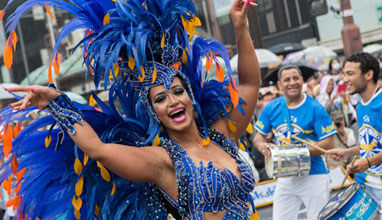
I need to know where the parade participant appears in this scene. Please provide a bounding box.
[328,52,382,216]
[0,0,261,219]
[253,65,336,220]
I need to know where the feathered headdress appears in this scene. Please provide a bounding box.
[3,0,242,141]
[0,0,247,219]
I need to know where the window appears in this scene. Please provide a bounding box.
[266,12,276,33]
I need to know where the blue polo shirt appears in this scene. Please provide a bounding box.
[255,94,336,175]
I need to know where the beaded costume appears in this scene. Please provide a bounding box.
[161,128,255,219]
[0,0,257,219]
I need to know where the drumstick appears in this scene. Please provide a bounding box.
[341,157,356,187]
[291,135,328,154]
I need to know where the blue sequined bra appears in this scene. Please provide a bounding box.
[160,128,256,220]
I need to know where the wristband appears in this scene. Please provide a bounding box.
[366,157,371,168]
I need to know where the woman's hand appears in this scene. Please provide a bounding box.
[230,0,257,32]
[7,85,61,110]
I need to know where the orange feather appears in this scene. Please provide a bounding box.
[14,183,21,195]
[86,29,93,37]
[14,195,21,209]
[16,168,25,183]
[228,78,239,108]
[13,122,22,137]
[44,6,56,20]
[48,61,54,83]
[11,31,18,50]
[3,38,13,69]
[0,10,5,21]
[2,176,12,196]
[205,53,212,72]
[6,196,15,207]
[3,124,13,158]
[152,67,157,83]
[11,155,18,173]
[54,53,61,75]
[215,62,224,82]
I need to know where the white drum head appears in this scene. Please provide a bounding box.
[265,156,274,177]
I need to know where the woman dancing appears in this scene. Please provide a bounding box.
[1,0,260,219]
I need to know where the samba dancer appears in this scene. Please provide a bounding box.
[253,65,336,219]
[328,52,382,217]
[0,0,261,219]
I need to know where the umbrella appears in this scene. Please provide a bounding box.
[0,83,26,100]
[363,44,382,54]
[268,43,304,56]
[230,49,281,71]
[283,45,336,65]
[264,64,317,85]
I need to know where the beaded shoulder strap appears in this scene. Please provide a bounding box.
[160,137,190,218]
[199,128,239,158]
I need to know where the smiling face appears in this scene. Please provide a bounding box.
[149,77,194,133]
[277,68,303,99]
[342,62,367,95]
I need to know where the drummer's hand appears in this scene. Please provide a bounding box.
[7,85,61,110]
[327,148,349,161]
[346,158,369,174]
[230,0,257,32]
[258,142,272,158]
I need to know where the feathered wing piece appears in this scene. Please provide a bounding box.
[0,0,247,219]
[0,105,171,220]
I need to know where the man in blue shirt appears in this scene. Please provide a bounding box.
[328,52,382,217]
[254,65,336,219]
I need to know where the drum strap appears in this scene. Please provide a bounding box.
[281,97,309,141]
[281,97,293,137]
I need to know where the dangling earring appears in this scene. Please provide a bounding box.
[193,111,198,119]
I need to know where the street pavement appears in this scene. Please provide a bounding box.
[257,204,307,220]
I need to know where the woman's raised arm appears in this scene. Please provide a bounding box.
[212,0,261,140]
[6,85,170,184]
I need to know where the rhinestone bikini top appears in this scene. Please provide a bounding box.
[160,128,255,220]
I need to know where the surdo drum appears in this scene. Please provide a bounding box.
[318,184,378,219]
[265,144,310,178]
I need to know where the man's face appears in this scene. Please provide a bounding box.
[342,62,367,95]
[277,68,303,99]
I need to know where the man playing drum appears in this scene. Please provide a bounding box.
[253,65,336,219]
[328,52,382,218]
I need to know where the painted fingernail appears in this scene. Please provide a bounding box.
[8,104,11,107]
[4,88,8,91]
[30,88,35,92]
[250,2,258,6]
[245,0,250,5]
